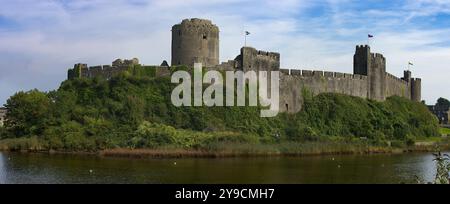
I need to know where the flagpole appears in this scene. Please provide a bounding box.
[367,34,373,46]
[245,34,247,47]
[244,31,250,47]
[367,34,369,46]
[407,61,413,71]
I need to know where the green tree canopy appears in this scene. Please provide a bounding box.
[4,89,52,137]
[437,97,450,108]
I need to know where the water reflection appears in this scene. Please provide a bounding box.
[0,152,445,184]
[0,153,6,184]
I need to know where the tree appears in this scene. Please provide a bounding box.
[4,89,52,137]
[437,97,450,108]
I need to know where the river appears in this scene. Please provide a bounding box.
[0,152,446,184]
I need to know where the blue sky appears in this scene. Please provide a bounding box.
[1,0,450,105]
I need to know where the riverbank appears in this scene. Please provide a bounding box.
[98,142,450,158]
[1,140,449,159]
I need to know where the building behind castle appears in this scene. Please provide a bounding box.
[67,18,422,113]
[0,107,6,127]
[428,102,450,125]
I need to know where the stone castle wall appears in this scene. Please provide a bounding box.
[67,45,420,114]
[385,72,410,99]
[240,45,421,113]
[237,47,280,72]
[279,70,369,113]
[278,68,415,113]
[67,18,422,114]
[68,59,170,80]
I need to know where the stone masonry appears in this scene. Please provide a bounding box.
[67,18,422,114]
[171,18,220,68]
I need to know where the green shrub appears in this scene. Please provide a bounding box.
[204,132,260,144]
[0,136,44,151]
[0,73,440,151]
[391,140,405,148]
[134,121,177,147]
[405,135,416,147]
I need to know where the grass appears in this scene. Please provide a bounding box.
[440,127,450,136]
[2,137,449,158]
[416,136,443,143]
[0,137,46,151]
[98,141,450,158]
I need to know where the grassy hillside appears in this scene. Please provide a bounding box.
[0,72,441,152]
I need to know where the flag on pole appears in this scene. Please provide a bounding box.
[368,34,373,38]
[407,61,414,71]
[244,31,250,46]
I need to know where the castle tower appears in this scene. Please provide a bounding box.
[404,70,421,102]
[403,70,411,82]
[353,45,386,101]
[238,47,280,72]
[411,78,421,102]
[171,18,219,67]
[68,63,88,79]
[353,45,370,76]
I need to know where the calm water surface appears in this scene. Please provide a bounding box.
[0,152,446,184]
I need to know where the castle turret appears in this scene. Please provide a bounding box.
[238,47,280,72]
[411,78,421,102]
[354,45,370,76]
[171,18,219,67]
[353,45,386,101]
[68,63,88,79]
[403,70,411,82]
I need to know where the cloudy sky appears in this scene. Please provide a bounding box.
[1,0,450,105]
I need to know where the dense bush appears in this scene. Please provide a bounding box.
[295,93,439,141]
[0,73,440,151]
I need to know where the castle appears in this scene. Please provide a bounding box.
[67,18,422,113]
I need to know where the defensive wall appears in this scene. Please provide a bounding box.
[278,69,369,113]
[67,18,422,114]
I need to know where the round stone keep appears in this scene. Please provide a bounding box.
[171,18,219,67]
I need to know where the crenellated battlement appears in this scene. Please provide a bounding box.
[237,47,280,72]
[371,53,385,61]
[279,69,290,75]
[386,72,408,85]
[212,60,237,71]
[355,45,370,52]
[67,58,170,79]
[174,19,218,30]
[241,47,280,61]
[279,69,368,80]
[357,45,369,48]
[178,18,218,28]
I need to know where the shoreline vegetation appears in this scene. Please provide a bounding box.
[1,139,449,158]
[0,72,446,159]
